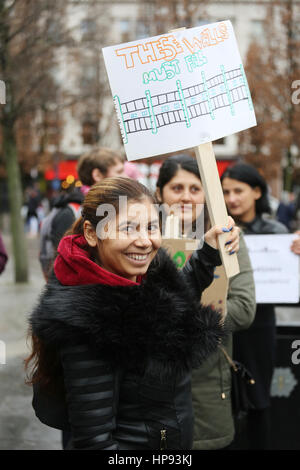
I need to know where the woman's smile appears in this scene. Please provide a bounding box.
[123,251,153,265]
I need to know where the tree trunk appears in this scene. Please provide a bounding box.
[3,122,28,283]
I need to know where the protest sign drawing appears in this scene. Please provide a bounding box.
[102,21,256,161]
[162,237,228,317]
[244,234,300,304]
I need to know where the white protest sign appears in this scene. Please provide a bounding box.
[244,234,300,304]
[102,20,256,161]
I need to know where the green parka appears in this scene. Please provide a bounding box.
[192,232,256,450]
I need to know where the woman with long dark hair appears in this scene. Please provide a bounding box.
[26,177,239,450]
[156,155,256,450]
[156,154,209,239]
[221,163,288,450]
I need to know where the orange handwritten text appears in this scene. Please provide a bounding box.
[115,35,184,69]
[182,23,229,53]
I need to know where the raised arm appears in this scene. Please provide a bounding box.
[60,344,120,450]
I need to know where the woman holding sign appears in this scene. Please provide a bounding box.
[26,177,239,450]
[221,163,288,450]
[156,154,256,450]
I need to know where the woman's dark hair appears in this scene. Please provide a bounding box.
[221,163,271,215]
[25,177,157,390]
[156,154,209,231]
[156,154,200,195]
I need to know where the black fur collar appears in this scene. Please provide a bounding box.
[30,248,224,378]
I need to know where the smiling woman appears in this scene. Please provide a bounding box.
[26,177,231,451]
[156,154,206,239]
[83,195,161,282]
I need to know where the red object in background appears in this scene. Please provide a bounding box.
[44,158,234,181]
[44,160,78,181]
[216,160,235,177]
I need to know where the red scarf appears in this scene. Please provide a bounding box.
[54,234,141,287]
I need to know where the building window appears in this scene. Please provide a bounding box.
[195,17,212,27]
[82,120,98,145]
[47,20,64,44]
[216,17,235,27]
[80,18,97,42]
[250,20,265,44]
[119,19,131,42]
[80,63,98,90]
[136,20,150,39]
[291,20,300,41]
[196,17,235,27]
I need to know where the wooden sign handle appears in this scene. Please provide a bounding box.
[168,27,239,278]
[195,142,239,278]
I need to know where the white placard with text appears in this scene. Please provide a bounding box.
[244,234,299,304]
[102,21,256,161]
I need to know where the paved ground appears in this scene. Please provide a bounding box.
[0,230,61,450]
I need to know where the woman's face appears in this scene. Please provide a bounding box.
[85,198,161,282]
[222,177,261,223]
[159,168,205,225]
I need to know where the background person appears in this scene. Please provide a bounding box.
[26,177,237,450]
[0,231,8,274]
[77,147,126,195]
[25,184,42,237]
[276,191,296,232]
[156,154,256,450]
[221,162,288,450]
[39,187,83,280]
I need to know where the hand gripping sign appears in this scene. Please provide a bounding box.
[102,21,257,278]
[162,235,228,318]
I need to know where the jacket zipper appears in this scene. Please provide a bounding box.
[160,429,167,450]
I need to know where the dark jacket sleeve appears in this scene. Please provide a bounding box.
[181,241,222,297]
[0,233,8,274]
[60,344,120,450]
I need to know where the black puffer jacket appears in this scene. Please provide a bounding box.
[30,244,225,450]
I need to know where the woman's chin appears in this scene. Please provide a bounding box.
[228,208,243,219]
[124,264,151,280]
